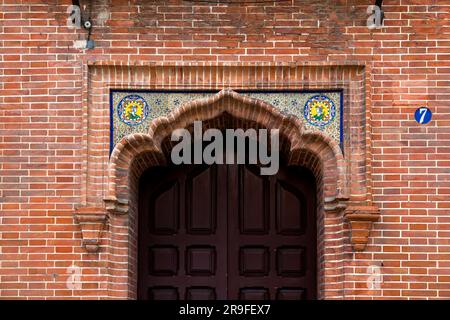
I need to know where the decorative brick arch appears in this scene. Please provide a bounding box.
[105,89,348,215]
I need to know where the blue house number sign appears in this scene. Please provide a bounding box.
[414,107,432,125]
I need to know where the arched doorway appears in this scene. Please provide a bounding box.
[104,89,351,299]
[138,161,317,300]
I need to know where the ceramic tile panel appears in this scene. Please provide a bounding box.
[110,90,343,152]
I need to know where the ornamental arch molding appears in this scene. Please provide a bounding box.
[105,89,349,213]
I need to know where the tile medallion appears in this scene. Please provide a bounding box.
[110,90,343,153]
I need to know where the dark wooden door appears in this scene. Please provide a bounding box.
[138,164,316,300]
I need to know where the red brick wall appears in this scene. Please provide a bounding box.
[1,0,449,299]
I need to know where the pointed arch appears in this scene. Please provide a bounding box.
[105,89,348,214]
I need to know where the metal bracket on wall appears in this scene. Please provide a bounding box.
[71,0,95,49]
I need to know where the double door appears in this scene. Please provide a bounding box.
[138,163,316,300]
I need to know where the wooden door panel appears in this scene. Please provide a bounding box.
[149,181,179,235]
[239,288,270,300]
[239,246,270,276]
[276,246,306,277]
[186,166,217,234]
[276,181,306,235]
[149,245,179,276]
[186,287,216,300]
[186,245,216,276]
[149,287,179,300]
[239,166,270,235]
[276,288,306,300]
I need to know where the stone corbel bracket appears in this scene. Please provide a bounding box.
[74,207,108,252]
[344,205,380,251]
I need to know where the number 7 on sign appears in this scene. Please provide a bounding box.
[418,108,428,124]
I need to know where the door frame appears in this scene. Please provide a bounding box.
[73,62,382,299]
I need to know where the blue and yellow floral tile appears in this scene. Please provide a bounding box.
[110,90,343,152]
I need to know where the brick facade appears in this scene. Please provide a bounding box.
[0,0,449,299]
